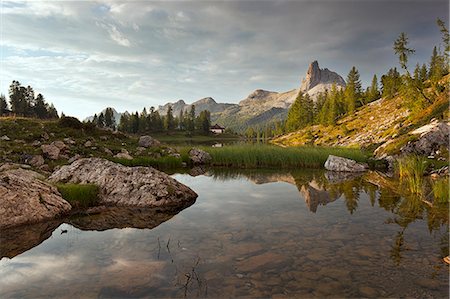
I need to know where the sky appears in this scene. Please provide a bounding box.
[0,0,448,119]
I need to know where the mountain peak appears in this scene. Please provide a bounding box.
[300,61,345,93]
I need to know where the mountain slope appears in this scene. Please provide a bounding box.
[157,97,236,117]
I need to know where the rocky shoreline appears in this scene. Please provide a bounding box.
[0,157,199,229]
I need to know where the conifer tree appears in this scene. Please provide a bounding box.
[0,94,8,116]
[344,66,362,112]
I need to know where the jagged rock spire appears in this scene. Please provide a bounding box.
[300,60,346,93]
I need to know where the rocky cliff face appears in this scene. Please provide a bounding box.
[300,60,346,98]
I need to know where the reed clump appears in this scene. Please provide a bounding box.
[201,145,369,168]
[396,155,427,195]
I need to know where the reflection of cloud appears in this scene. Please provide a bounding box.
[0,254,80,290]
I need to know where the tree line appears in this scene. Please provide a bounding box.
[284,18,449,133]
[87,104,213,135]
[0,81,59,119]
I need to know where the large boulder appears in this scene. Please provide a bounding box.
[189,148,212,164]
[49,158,197,207]
[401,120,449,156]
[0,166,71,229]
[138,135,161,148]
[324,155,368,172]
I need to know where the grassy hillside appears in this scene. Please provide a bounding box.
[273,79,449,157]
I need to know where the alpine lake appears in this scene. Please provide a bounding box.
[0,166,448,298]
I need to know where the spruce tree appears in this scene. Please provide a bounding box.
[0,94,8,116]
[344,66,362,112]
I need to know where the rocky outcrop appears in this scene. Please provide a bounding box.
[324,155,368,172]
[49,158,197,207]
[189,148,212,164]
[401,120,449,156]
[138,135,161,148]
[300,60,346,98]
[28,155,45,167]
[0,166,71,229]
[114,150,133,160]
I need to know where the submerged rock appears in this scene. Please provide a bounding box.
[324,155,368,172]
[49,158,197,207]
[138,135,161,148]
[189,148,212,164]
[0,166,71,229]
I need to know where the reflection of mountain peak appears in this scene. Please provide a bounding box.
[300,183,339,213]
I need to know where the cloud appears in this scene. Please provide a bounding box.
[0,0,448,119]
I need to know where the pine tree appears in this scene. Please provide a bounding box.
[393,32,415,71]
[47,104,59,119]
[33,94,48,118]
[164,105,174,130]
[104,108,115,130]
[97,112,105,127]
[0,94,8,116]
[178,109,185,130]
[187,105,195,131]
[381,68,401,99]
[366,74,380,103]
[344,66,362,112]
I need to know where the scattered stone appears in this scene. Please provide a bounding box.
[237,252,285,272]
[41,132,49,140]
[31,140,41,147]
[28,155,45,167]
[104,148,113,156]
[41,144,60,160]
[138,135,161,148]
[52,140,66,150]
[135,147,146,156]
[100,136,108,141]
[115,149,133,160]
[63,138,76,145]
[189,148,212,164]
[324,155,368,172]
[0,167,71,229]
[0,135,10,141]
[414,278,441,289]
[68,154,81,164]
[84,140,93,147]
[49,158,197,208]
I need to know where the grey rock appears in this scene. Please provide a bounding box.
[114,152,133,160]
[41,144,60,160]
[135,146,146,156]
[189,148,212,164]
[52,140,66,150]
[31,140,41,147]
[84,140,93,147]
[0,167,71,229]
[68,154,81,164]
[29,155,45,167]
[104,148,113,156]
[49,158,197,208]
[63,138,76,145]
[0,135,10,141]
[41,132,49,140]
[401,121,449,156]
[324,155,368,172]
[138,135,161,148]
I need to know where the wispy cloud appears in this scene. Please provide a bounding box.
[0,0,447,119]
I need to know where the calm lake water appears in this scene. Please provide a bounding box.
[0,169,448,298]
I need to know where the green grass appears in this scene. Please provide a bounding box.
[57,183,100,208]
[396,155,428,195]
[431,177,449,204]
[198,144,370,168]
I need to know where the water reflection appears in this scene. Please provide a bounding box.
[0,168,448,298]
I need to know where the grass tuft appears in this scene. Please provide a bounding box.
[396,155,427,195]
[431,177,449,204]
[57,183,100,208]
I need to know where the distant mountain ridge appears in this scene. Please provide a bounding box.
[85,61,345,132]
